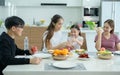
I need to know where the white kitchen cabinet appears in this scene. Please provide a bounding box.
[114,2,120,33]
[83,0,100,7]
[5,0,41,6]
[101,1,113,26]
[67,0,82,7]
[5,0,82,7]
[81,30,97,52]
[101,0,120,33]
[40,0,68,3]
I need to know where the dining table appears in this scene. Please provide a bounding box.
[3,51,120,75]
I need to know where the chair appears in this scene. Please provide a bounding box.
[81,33,87,50]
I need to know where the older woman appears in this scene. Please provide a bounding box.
[95,19,120,51]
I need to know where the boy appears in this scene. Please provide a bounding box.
[0,16,41,75]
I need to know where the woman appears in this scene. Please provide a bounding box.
[42,14,72,51]
[95,19,120,51]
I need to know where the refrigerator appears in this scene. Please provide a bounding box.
[101,0,120,34]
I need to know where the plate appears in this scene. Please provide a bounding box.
[78,57,90,61]
[52,61,76,68]
[15,55,32,58]
[33,53,51,58]
[97,54,113,60]
[114,51,120,55]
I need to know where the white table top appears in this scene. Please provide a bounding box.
[3,52,120,75]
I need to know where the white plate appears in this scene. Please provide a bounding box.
[52,61,76,68]
[15,55,32,58]
[33,53,51,58]
[114,51,120,55]
[78,57,90,61]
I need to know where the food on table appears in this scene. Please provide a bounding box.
[53,49,69,56]
[31,46,38,54]
[66,46,73,51]
[75,49,89,58]
[97,47,112,59]
[78,53,89,58]
[48,49,54,54]
[52,48,70,60]
[75,49,86,54]
[97,47,112,55]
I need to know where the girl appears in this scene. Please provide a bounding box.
[68,24,84,50]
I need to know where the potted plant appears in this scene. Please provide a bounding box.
[0,20,3,27]
[85,21,96,30]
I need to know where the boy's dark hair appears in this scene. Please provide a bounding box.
[5,16,25,29]
[70,24,81,36]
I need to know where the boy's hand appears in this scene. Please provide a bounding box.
[30,57,42,64]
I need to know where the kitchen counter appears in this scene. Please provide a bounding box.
[3,52,120,75]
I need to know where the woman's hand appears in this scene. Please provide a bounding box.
[96,27,103,35]
[30,57,42,64]
[66,42,74,50]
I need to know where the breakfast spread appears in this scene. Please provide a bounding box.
[52,48,70,60]
[97,47,112,60]
[75,49,89,59]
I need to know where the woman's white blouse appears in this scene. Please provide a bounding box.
[42,30,67,51]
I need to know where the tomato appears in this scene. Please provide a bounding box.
[31,46,38,53]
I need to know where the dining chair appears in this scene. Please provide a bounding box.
[68,32,87,50]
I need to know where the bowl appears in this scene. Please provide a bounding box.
[52,55,68,60]
[97,54,112,60]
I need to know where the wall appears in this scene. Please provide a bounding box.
[0,6,7,19]
[0,6,82,26]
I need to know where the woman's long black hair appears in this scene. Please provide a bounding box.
[45,14,63,49]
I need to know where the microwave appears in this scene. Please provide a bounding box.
[84,8,99,16]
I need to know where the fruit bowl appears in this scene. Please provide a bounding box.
[52,55,68,60]
[97,54,112,60]
[75,49,86,55]
[78,53,89,60]
[52,48,70,60]
[78,57,90,61]
[97,47,112,60]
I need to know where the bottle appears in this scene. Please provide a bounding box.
[33,18,35,25]
[24,36,29,50]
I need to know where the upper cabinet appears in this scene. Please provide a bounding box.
[101,0,120,32]
[67,0,82,7]
[83,0,100,7]
[5,0,41,6]
[0,0,5,6]
[5,0,82,7]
